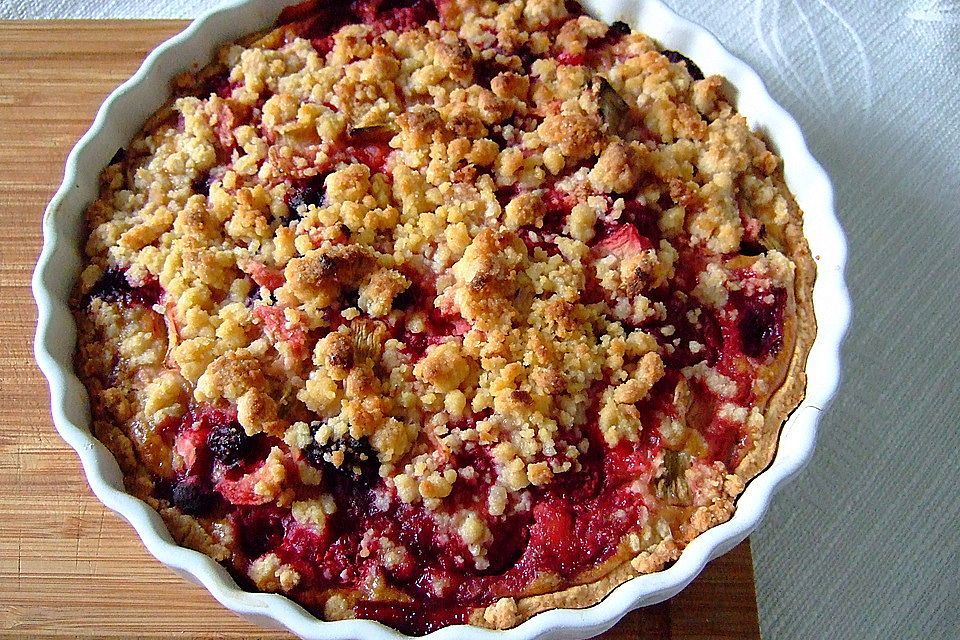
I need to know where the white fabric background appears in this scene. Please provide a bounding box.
[4,0,959,638]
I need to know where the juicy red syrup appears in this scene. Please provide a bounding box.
[587,207,788,468]
[233,505,290,560]
[86,268,164,308]
[650,289,722,369]
[212,208,785,634]
[354,601,470,635]
[555,51,584,66]
[681,275,787,465]
[398,308,469,358]
[172,377,660,634]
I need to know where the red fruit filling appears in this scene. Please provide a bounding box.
[80,2,797,634]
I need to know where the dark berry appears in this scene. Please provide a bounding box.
[202,72,233,99]
[86,268,131,304]
[516,44,538,71]
[206,422,250,467]
[190,171,213,197]
[739,240,766,257]
[734,288,786,359]
[391,282,418,310]
[565,1,585,17]
[304,435,380,488]
[109,147,126,165]
[235,506,287,559]
[86,268,164,307]
[245,282,262,308]
[662,49,705,81]
[341,287,360,309]
[171,476,216,516]
[610,21,631,36]
[284,175,326,223]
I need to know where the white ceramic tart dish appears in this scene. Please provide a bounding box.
[33,0,849,638]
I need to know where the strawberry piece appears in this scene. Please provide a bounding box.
[212,101,251,152]
[215,463,273,506]
[525,500,577,574]
[555,51,584,66]
[329,142,392,174]
[592,223,653,259]
[253,305,308,356]
[247,262,285,292]
[543,187,576,217]
[173,429,202,472]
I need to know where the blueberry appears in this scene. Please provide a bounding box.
[342,287,360,309]
[662,49,705,81]
[284,175,326,224]
[86,268,131,304]
[206,422,250,467]
[610,21,631,36]
[86,268,164,308]
[171,476,216,516]
[191,171,214,197]
[304,435,380,488]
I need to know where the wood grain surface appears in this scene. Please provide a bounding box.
[0,20,760,639]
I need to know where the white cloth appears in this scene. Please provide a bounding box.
[7,0,959,637]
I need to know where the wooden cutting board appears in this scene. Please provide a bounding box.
[0,20,761,639]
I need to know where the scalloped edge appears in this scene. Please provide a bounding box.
[32,1,849,639]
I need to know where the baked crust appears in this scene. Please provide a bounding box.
[72,0,816,633]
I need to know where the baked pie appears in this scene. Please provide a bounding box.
[73,0,815,633]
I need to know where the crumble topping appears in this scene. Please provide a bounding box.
[74,0,810,634]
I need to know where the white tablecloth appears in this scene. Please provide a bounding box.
[6,1,959,638]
